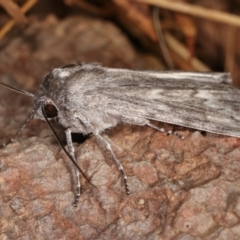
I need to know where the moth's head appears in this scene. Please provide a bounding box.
[0,80,60,143]
[1,62,99,128]
[33,94,59,121]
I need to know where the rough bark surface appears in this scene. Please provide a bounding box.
[1,14,240,240]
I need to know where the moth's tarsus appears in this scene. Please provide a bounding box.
[124,176,131,195]
[99,136,130,195]
[72,186,81,207]
[1,138,22,149]
[65,128,81,206]
[72,200,78,208]
[0,110,35,149]
[147,123,185,140]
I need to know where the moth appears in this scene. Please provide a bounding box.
[1,62,239,206]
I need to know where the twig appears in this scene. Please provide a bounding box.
[138,0,240,27]
[0,0,27,24]
[0,0,38,41]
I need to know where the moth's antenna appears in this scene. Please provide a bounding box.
[1,109,36,148]
[41,106,91,185]
[0,82,34,98]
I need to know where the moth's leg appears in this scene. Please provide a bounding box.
[75,113,130,195]
[94,132,130,195]
[147,122,185,140]
[1,110,35,148]
[65,128,81,207]
[121,116,185,140]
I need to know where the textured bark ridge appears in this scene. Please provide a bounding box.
[1,125,240,239]
[1,15,240,240]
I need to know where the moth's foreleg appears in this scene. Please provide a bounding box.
[65,128,81,207]
[147,122,185,140]
[0,110,35,148]
[94,133,130,195]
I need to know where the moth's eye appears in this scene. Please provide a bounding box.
[44,104,58,118]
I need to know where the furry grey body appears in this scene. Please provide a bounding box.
[36,63,238,138]
[1,62,239,206]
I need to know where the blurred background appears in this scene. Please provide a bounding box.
[0,0,240,85]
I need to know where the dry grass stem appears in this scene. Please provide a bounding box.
[138,0,240,27]
[0,0,38,40]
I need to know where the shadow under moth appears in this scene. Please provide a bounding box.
[1,63,239,206]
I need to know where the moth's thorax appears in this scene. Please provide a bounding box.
[41,68,75,98]
[57,107,120,134]
[33,89,120,135]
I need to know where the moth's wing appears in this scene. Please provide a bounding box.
[98,71,240,138]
